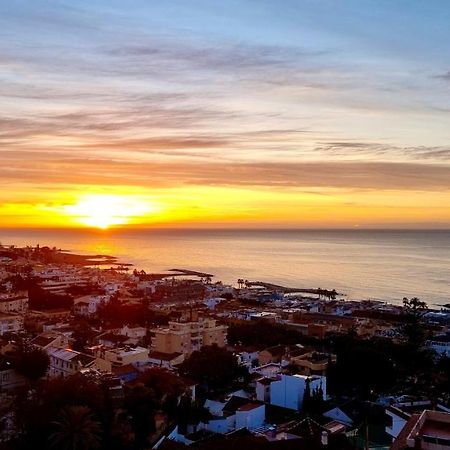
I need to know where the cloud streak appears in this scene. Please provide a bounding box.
[2,157,449,191]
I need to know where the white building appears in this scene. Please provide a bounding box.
[204,297,224,310]
[385,405,411,440]
[147,351,184,369]
[47,347,107,378]
[426,335,450,357]
[201,396,266,435]
[256,373,326,411]
[30,332,70,350]
[119,325,147,342]
[0,312,23,335]
[0,294,28,314]
[101,346,150,368]
[234,347,259,369]
[235,403,266,430]
[73,295,109,317]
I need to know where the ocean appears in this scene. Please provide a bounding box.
[0,228,449,306]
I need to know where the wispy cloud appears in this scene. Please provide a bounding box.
[434,71,450,81]
[2,156,450,192]
[1,1,450,225]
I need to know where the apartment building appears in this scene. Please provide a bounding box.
[102,346,150,368]
[151,318,227,355]
[0,294,28,314]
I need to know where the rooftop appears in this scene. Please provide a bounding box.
[148,351,183,361]
[238,402,264,412]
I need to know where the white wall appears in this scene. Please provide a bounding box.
[256,382,270,402]
[204,399,225,416]
[270,374,326,411]
[203,418,229,434]
[235,405,265,430]
[385,410,408,439]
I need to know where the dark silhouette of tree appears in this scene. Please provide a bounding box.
[48,405,102,450]
[327,343,395,398]
[228,321,302,347]
[401,297,429,348]
[178,345,248,391]
[137,368,186,415]
[13,374,108,450]
[72,321,93,352]
[5,274,36,291]
[309,383,325,414]
[435,356,450,397]
[176,394,209,435]
[302,377,311,412]
[28,284,73,310]
[302,379,325,415]
[124,384,156,449]
[15,347,49,383]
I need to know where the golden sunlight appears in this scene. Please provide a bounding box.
[63,194,153,229]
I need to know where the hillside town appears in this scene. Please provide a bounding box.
[0,244,449,450]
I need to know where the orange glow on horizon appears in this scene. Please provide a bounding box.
[0,185,449,230]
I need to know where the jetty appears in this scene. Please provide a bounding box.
[168,268,214,278]
[135,268,214,281]
[246,281,339,298]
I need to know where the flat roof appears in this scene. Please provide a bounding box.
[421,419,450,439]
[238,402,263,412]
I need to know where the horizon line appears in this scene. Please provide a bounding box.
[0,226,449,233]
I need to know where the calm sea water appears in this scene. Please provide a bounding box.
[0,228,449,306]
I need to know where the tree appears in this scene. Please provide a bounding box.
[13,374,108,450]
[48,405,102,450]
[228,321,302,347]
[401,297,429,348]
[178,345,248,391]
[137,368,186,415]
[309,384,325,414]
[327,344,395,398]
[72,321,93,352]
[302,377,311,412]
[15,347,49,383]
[124,384,156,449]
[302,379,325,415]
[176,394,209,434]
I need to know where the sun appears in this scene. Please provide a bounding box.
[64,194,152,229]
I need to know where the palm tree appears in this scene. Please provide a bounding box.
[48,405,102,450]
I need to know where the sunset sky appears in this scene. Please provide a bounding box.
[1,0,450,229]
